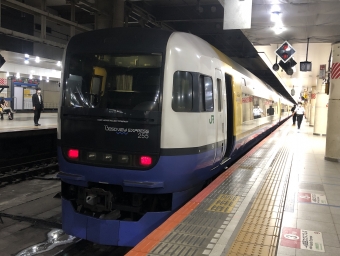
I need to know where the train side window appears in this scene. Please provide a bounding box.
[217,78,222,112]
[200,76,214,112]
[172,71,193,112]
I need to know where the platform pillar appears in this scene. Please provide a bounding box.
[112,0,124,28]
[95,0,124,30]
[313,78,329,136]
[309,86,316,126]
[40,0,46,39]
[304,95,310,123]
[95,0,112,29]
[325,42,340,162]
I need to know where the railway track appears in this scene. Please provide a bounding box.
[0,157,59,187]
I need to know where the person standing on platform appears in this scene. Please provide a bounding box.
[32,87,44,126]
[267,105,274,116]
[295,102,305,132]
[253,105,263,119]
[291,104,297,125]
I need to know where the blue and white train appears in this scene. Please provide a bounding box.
[57,27,293,246]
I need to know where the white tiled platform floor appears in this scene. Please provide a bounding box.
[278,119,340,256]
[0,112,57,132]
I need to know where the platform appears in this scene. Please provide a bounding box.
[0,112,57,133]
[128,120,340,256]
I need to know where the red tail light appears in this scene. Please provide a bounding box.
[140,156,152,166]
[68,149,79,159]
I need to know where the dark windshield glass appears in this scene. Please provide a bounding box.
[63,54,162,111]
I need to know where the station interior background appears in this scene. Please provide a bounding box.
[1,0,340,111]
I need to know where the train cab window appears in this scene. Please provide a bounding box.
[63,54,162,111]
[200,75,214,112]
[172,71,193,112]
[217,78,222,112]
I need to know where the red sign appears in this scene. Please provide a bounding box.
[0,78,7,85]
[242,96,253,103]
[331,62,340,79]
[298,192,311,203]
[281,227,301,249]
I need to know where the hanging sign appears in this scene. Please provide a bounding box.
[319,65,326,80]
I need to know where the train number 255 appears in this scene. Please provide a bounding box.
[138,133,149,139]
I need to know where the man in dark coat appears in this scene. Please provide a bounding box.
[32,87,44,126]
[267,105,275,116]
[291,104,297,126]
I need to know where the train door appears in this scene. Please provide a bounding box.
[222,73,235,161]
[213,69,226,165]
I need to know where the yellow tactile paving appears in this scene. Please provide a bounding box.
[207,194,240,213]
[226,147,291,256]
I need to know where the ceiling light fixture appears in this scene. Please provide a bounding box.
[272,23,286,35]
[35,56,40,63]
[24,54,29,64]
[16,72,20,78]
[270,12,281,23]
[6,72,9,77]
[57,61,61,67]
[29,74,33,79]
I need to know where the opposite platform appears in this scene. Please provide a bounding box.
[0,112,57,134]
[127,120,340,256]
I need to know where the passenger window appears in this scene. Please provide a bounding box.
[172,71,193,112]
[217,78,222,112]
[203,76,214,112]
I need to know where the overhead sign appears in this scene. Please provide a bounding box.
[276,41,296,63]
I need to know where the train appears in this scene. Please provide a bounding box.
[57,27,293,246]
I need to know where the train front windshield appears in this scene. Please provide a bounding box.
[63,54,162,111]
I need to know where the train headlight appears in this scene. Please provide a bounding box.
[118,155,129,164]
[68,149,79,159]
[140,156,152,166]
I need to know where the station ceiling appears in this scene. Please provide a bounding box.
[4,0,340,103]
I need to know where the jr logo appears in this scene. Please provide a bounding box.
[209,115,214,124]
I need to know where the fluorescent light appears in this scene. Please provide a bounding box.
[40,76,42,80]
[24,59,29,64]
[57,61,61,67]
[29,74,33,79]
[25,54,29,58]
[6,72,9,77]
[46,77,49,82]
[272,22,286,35]
[271,12,281,23]
[35,56,40,63]
[271,5,281,13]
[16,72,20,78]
